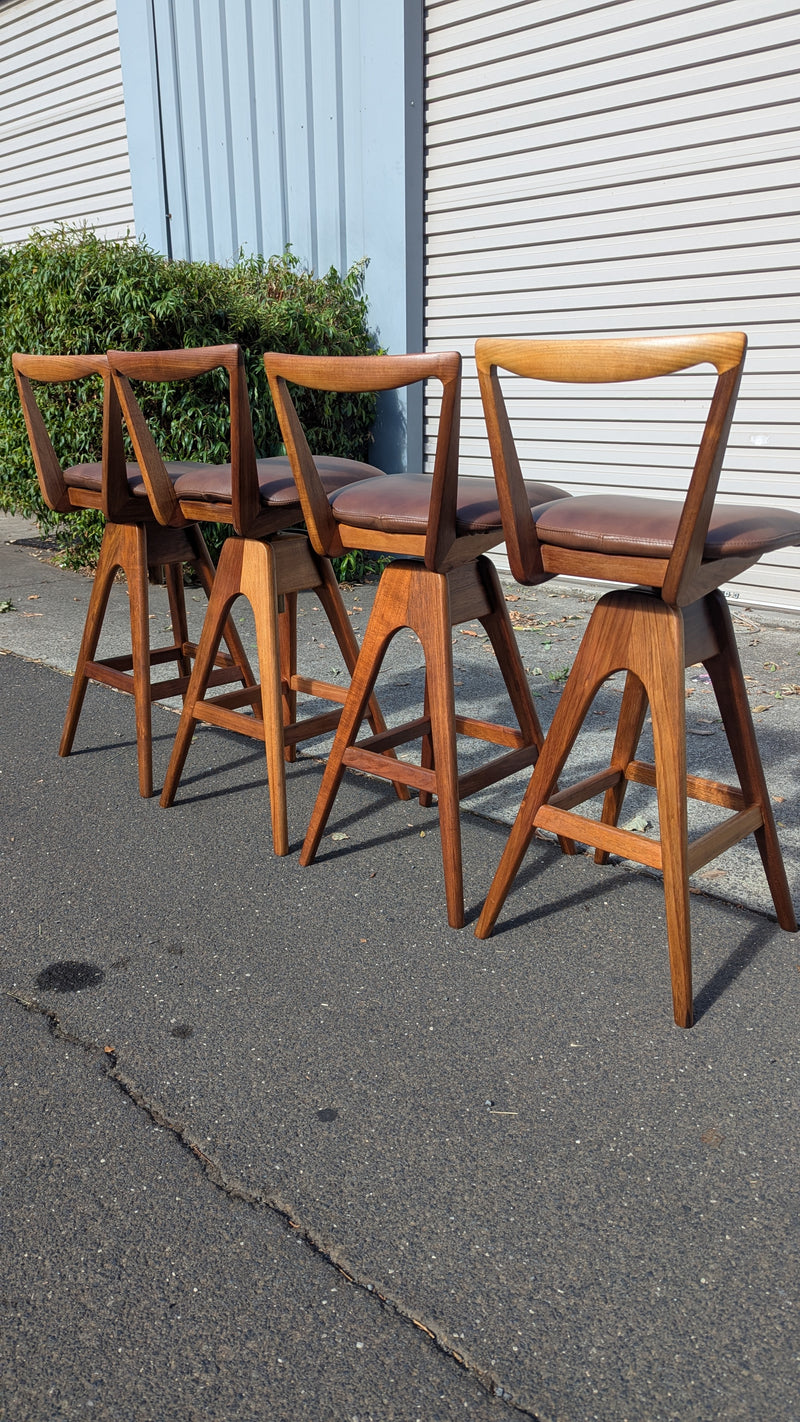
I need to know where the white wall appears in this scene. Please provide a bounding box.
[0,0,134,245]
[424,0,800,609]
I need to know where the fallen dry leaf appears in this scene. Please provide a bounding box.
[701,1127,724,1147]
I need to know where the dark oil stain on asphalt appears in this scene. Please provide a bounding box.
[170,1023,194,1039]
[36,961,105,993]
[317,1107,339,1122]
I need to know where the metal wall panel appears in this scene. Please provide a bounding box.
[0,0,134,245]
[118,0,421,469]
[120,0,398,279]
[424,0,800,610]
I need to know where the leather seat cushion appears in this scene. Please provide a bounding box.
[167,454,384,506]
[64,459,223,500]
[66,454,384,510]
[64,461,147,496]
[263,455,386,507]
[534,494,800,561]
[330,472,570,535]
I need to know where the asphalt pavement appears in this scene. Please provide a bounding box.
[1,513,798,1422]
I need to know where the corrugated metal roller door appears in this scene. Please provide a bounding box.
[424,0,800,609]
[0,0,134,246]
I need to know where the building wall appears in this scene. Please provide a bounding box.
[0,0,134,245]
[117,0,423,471]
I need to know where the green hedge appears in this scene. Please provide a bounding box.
[0,227,376,565]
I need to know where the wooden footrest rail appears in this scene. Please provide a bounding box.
[536,762,764,876]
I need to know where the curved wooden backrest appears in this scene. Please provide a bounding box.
[477,332,745,384]
[264,350,462,570]
[475,332,747,602]
[106,345,259,534]
[12,352,128,519]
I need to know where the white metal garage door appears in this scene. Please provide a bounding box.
[0,0,134,246]
[424,0,800,610]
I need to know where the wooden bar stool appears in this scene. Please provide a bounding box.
[107,345,401,856]
[12,353,252,798]
[265,350,574,928]
[474,332,800,1026]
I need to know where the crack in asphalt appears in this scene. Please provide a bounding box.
[5,988,543,1420]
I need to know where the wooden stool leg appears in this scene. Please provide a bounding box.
[187,527,255,688]
[419,675,435,808]
[474,782,545,940]
[237,541,290,856]
[160,539,244,808]
[161,539,288,854]
[301,568,406,866]
[475,671,596,939]
[476,556,576,859]
[313,554,410,802]
[594,671,650,864]
[279,590,298,763]
[476,556,544,748]
[411,571,464,927]
[59,522,125,760]
[124,526,156,799]
[704,593,797,930]
[164,561,192,679]
[642,604,693,1027]
[475,594,630,939]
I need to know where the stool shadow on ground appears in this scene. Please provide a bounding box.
[475,855,622,937]
[473,832,790,1021]
[692,910,793,1022]
[300,806,434,865]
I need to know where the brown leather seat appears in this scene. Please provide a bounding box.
[265,349,574,928]
[532,492,800,562]
[330,472,568,536]
[106,345,395,856]
[65,454,384,508]
[474,332,800,1027]
[58,460,149,496]
[152,454,385,506]
[12,353,252,798]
